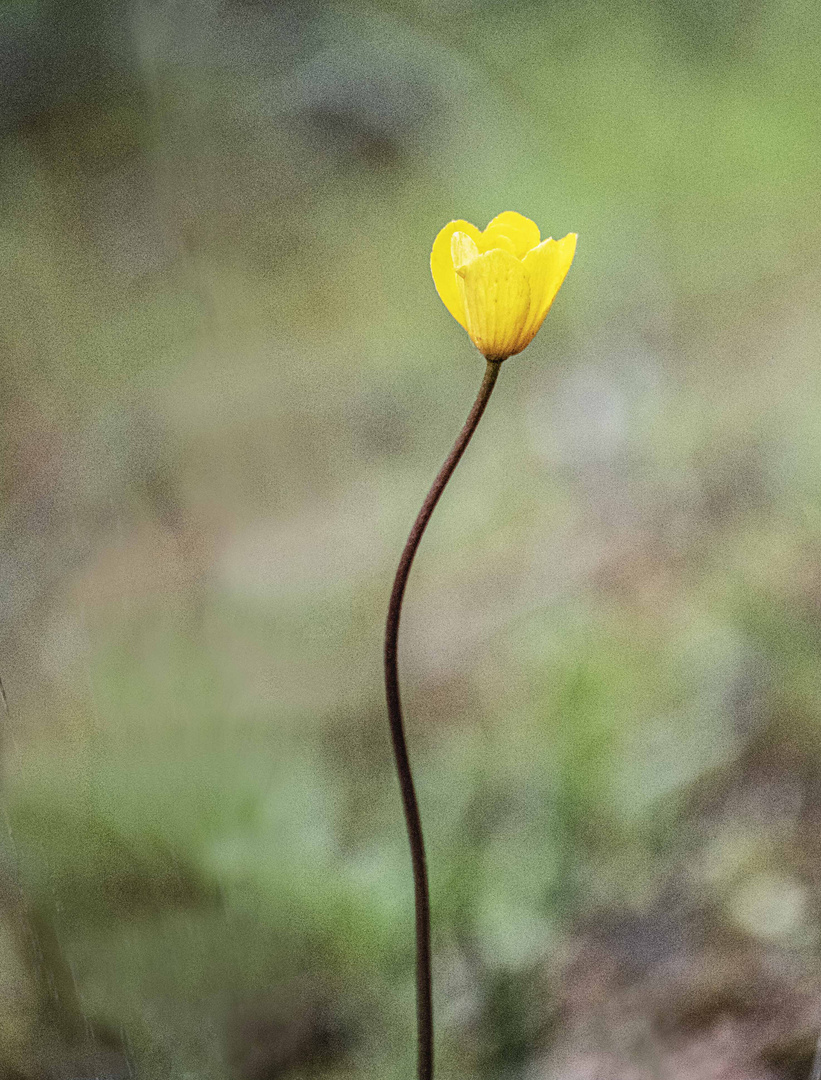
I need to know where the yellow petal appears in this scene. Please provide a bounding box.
[430,219,482,329]
[451,231,479,274]
[459,249,531,362]
[481,232,518,256]
[518,232,577,351]
[482,211,541,258]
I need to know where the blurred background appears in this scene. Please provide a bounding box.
[2,0,821,1077]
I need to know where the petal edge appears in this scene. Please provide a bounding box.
[430,219,482,329]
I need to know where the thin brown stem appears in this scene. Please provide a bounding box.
[384,358,503,1080]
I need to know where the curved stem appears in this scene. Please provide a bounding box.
[384,358,503,1080]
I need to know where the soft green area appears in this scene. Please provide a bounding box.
[2,0,821,1076]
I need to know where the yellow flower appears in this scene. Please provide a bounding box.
[430,211,577,362]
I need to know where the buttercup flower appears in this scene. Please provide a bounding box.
[430,211,577,362]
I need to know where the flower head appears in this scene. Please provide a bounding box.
[430,212,577,362]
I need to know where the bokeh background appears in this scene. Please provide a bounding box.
[3,1,821,1077]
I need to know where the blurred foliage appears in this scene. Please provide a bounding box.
[2,0,821,1077]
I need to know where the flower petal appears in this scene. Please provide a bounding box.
[430,219,482,329]
[451,231,480,273]
[518,232,577,350]
[459,249,531,361]
[482,211,541,258]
